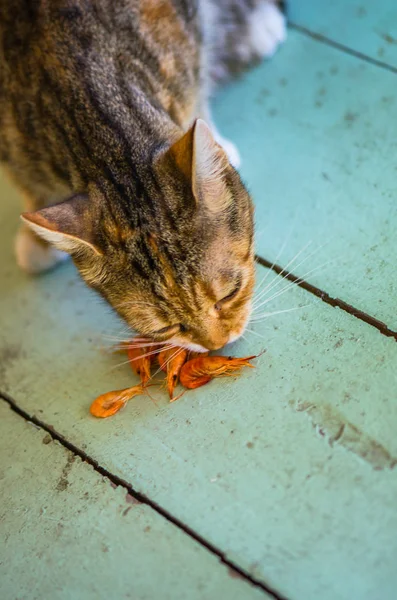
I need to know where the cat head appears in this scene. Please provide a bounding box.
[22,120,255,351]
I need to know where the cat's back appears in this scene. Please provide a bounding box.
[0,0,201,195]
[0,0,200,107]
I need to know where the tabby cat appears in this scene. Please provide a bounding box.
[0,0,286,351]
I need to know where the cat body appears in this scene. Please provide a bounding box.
[0,0,286,351]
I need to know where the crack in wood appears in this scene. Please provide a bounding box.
[255,255,397,341]
[289,22,397,75]
[0,390,288,600]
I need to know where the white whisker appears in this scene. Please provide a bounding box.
[250,304,311,322]
[244,328,267,340]
[112,340,170,348]
[149,346,184,382]
[110,345,174,372]
[253,240,313,307]
[254,221,297,296]
[253,237,336,310]
[252,258,336,313]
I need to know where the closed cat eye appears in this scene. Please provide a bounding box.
[215,280,242,310]
[152,323,187,338]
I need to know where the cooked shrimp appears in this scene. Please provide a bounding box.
[157,348,170,373]
[179,354,258,389]
[90,384,144,418]
[188,351,210,360]
[158,347,188,400]
[127,346,155,385]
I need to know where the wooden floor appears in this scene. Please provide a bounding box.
[1,2,396,599]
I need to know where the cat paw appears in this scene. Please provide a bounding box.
[216,136,241,169]
[15,225,69,274]
[249,1,287,58]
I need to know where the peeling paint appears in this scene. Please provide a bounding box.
[56,454,75,492]
[296,401,397,470]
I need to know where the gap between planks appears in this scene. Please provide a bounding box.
[2,19,393,599]
[0,391,288,600]
[289,22,397,75]
[255,255,397,342]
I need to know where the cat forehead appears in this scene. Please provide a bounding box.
[201,236,252,278]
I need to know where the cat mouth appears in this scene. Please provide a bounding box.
[176,341,209,353]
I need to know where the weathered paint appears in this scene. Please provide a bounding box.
[1,4,397,598]
[289,0,397,69]
[0,403,267,600]
[214,30,397,329]
[1,189,396,599]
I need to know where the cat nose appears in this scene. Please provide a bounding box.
[204,337,229,351]
[206,343,223,351]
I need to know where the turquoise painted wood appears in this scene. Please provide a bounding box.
[214,31,397,330]
[0,403,267,600]
[2,8,397,599]
[1,176,397,599]
[289,0,397,69]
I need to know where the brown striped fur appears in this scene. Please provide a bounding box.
[0,0,285,350]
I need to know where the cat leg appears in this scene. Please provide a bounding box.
[15,194,68,274]
[205,0,286,84]
[201,2,286,165]
[248,1,287,59]
[15,225,68,274]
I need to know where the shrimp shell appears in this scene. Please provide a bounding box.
[90,384,145,418]
[179,355,257,389]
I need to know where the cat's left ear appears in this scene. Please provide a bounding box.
[21,194,103,256]
[167,119,232,214]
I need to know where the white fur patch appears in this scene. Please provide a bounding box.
[249,2,287,58]
[170,336,209,353]
[15,226,68,274]
[213,134,241,169]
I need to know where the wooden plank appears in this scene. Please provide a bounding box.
[213,30,397,330]
[289,0,397,69]
[0,403,267,600]
[0,183,396,599]
[1,24,397,599]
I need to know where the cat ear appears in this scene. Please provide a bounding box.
[169,119,232,214]
[21,194,103,256]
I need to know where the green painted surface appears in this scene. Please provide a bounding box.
[214,30,397,330]
[1,172,397,599]
[0,403,267,600]
[289,0,397,69]
[2,8,397,600]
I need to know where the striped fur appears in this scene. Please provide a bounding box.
[0,0,285,350]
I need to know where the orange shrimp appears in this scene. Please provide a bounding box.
[179,354,258,389]
[158,347,188,400]
[127,345,156,384]
[113,338,157,384]
[90,384,144,418]
[157,348,171,373]
[188,351,210,360]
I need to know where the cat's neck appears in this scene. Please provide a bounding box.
[72,75,183,197]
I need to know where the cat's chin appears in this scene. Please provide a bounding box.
[171,339,209,353]
[184,342,209,353]
[227,332,243,345]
